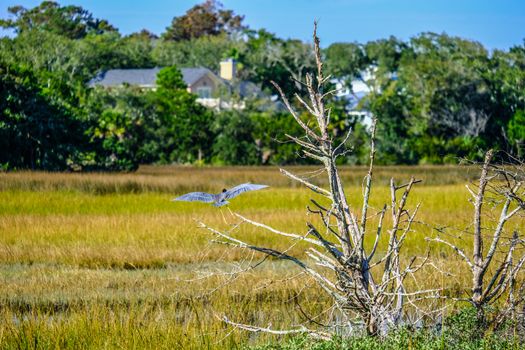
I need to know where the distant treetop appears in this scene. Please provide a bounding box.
[163,0,246,41]
[0,1,117,39]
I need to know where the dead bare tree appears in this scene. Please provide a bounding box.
[428,150,525,330]
[199,23,434,337]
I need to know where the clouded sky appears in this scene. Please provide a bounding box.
[1,0,524,49]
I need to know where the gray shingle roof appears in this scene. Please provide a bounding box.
[89,67,217,88]
[182,67,215,86]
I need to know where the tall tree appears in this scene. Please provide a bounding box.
[85,86,153,171]
[365,33,497,163]
[401,33,492,139]
[508,110,525,157]
[153,33,238,70]
[236,29,316,97]
[163,0,245,41]
[325,42,367,89]
[0,60,85,170]
[212,111,259,165]
[150,66,214,163]
[0,1,117,39]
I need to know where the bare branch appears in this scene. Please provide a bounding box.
[473,150,494,265]
[280,168,332,198]
[235,213,326,248]
[271,80,320,141]
[360,118,377,236]
[221,315,331,340]
[368,205,387,262]
[482,198,512,270]
[295,92,317,117]
[426,237,474,269]
[307,223,345,263]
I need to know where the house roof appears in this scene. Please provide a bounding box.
[182,67,217,86]
[89,67,217,88]
[89,67,264,101]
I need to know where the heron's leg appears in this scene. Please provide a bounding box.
[219,208,228,225]
[227,206,234,217]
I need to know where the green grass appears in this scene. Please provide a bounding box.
[0,166,523,349]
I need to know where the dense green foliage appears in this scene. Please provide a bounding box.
[1,1,524,170]
[254,308,523,350]
[0,61,85,170]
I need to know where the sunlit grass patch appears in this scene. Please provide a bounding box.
[0,165,480,195]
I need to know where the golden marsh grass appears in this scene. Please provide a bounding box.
[0,164,480,194]
[0,166,523,348]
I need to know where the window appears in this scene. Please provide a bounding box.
[196,87,212,99]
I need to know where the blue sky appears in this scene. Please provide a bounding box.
[1,0,524,50]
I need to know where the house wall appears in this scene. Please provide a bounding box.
[189,75,218,95]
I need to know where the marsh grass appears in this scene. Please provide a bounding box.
[0,167,523,348]
[0,165,479,194]
[1,262,327,349]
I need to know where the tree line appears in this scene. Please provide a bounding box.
[1,0,524,170]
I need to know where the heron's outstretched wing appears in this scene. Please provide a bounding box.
[224,183,268,200]
[172,192,216,203]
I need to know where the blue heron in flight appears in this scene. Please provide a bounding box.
[172,183,268,207]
